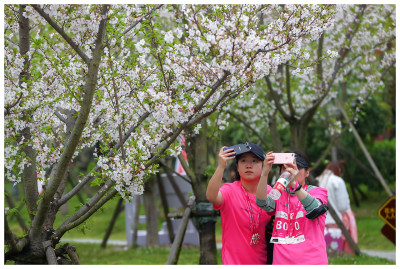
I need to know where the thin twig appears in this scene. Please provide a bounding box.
[31,5,90,64]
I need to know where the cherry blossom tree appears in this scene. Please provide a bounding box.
[219,4,395,153]
[4,4,336,264]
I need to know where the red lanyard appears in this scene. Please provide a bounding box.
[241,185,262,244]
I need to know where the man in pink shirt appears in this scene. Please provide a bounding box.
[206,142,274,264]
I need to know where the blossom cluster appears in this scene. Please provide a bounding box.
[4,4,337,200]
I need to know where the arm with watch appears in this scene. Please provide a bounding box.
[287,166,328,219]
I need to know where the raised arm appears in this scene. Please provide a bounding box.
[256,151,274,200]
[206,147,235,205]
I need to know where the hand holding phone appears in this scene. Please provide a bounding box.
[272,153,295,164]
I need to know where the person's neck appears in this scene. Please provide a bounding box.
[240,179,258,195]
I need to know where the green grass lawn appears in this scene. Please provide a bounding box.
[67,243,223,265]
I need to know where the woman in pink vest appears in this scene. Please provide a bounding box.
[256,150,329,265]
[206,142,275,264]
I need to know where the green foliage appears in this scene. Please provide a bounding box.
[354,97,393,142]
[367,139,396,184]
[341,135,395,189]
[203,164,216,178]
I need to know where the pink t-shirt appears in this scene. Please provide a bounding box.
[213,181,272,265]
[271,185,328,265]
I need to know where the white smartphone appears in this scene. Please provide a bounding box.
[272,153,295,164]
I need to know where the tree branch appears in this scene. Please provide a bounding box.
[53,187,118,241]
[56,111,150,207]
[285,64,295,116]
[316,32,324,82]
[43,240,57,265]
[54,111,67,123]
[228,111,269,148]
[177,154,196,184]
[66,245,81,265]
[4,213,18,251]
[194,71,230,113]
[123,4,163,36]
[31,5,90,64]
[31,4,110,243]
[4,214,29,253]
[264,76,291,121]
[4,92,23,116]
[159,161,191,184]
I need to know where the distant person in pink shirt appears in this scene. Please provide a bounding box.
[256,150,329,265]
[206,142,274,264]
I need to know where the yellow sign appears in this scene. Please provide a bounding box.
[378,196,396,230]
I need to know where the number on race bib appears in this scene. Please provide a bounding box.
[276,220,288,230]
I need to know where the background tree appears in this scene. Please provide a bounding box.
[218,4,395,192]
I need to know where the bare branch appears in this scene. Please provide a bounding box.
[177,154,196,184]
[31,5,90,64]
[43,240,57,265]
[159,161,191,184]
[53,187,118,241]
[228,111,269,148]
[264,76,291,121]
[66,245,81,265]
[54,111,67,123]
[4,214,29,253]
[285,64,295,116]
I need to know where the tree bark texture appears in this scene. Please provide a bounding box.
[198,219,218,264]
[19,5,39,223]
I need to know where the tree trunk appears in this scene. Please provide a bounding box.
[198,217,218,264]
[143,175,160,246]
[186,119,218,264]
[269,113,283,152]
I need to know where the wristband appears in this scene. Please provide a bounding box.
[295,183,302,192]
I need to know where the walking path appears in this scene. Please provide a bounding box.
[61,238,396,262]
[361,249,396,262]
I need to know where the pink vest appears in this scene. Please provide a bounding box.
[271,185,328,265]
[213,181,272,265]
